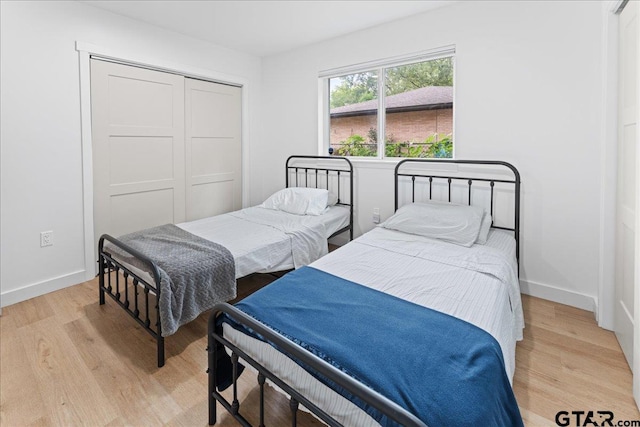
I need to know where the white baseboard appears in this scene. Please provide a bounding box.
[520,278,597,313]
[0,270,87,308]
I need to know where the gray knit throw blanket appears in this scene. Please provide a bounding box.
[106,224,236,336]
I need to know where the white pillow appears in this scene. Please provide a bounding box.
[476,211,492,245]
[261,187,329,216]
[380,201,484,247]
[327,192,338,206]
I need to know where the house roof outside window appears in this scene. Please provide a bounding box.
[330,86,453,118]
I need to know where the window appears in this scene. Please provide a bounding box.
[322,50,454,159]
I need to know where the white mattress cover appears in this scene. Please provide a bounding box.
[222,227,523,426]
[178,205,350,278]
[113,205,350,283]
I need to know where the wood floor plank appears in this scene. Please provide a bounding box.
[0,313,47,426]
[513,295,640,425]
[524,323,629,371]
[17,318,118,425]
[1,281,639,426]
[46,281,98,325]
[558,368,637,417]
[5,294,55,328]
[27,416,52,427]
[63,315,172,425]
[518,407,555,427]
[523,300,620,351]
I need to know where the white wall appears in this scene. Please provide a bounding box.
[258,1,607,311]
[0,0,611,315]
[0,1,262,306]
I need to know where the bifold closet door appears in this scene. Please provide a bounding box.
[91,59,186,247]
[185,78,242,221]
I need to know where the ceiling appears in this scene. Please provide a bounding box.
[82,1,455,57]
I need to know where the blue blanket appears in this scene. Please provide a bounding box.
[221,266,523,427]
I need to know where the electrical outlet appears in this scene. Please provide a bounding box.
[40,231,53,247]
[373,208,381,224]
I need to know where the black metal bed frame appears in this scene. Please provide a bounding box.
[97,155,354,368]
[207,158,521,426]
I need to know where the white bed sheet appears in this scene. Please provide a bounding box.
[222,227,524,426]
[178,205,350,278]
[111,205,350,286]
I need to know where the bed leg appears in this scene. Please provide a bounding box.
[157,337,165,368]
[231,352,240,414]
[99,284,105,305]
[208,318,217,425]
[258,373,265,427]
[290,397,299,427]
[98,260,105,305]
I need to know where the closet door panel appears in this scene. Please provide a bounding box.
[190,181,235,220]
[91,59,185,247]
[108,136,175,185]
[107,75,175,128]
[109,189,175,236]
[185,78,242,221]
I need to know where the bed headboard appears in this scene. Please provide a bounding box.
[285,155,354,241]
[394,158,521,264]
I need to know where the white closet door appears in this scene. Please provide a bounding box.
[615,0,638,372]
[185,78,242,221]
[91,59,186,245]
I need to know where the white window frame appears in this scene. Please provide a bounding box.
[318,45,456,161]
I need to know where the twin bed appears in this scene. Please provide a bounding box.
[98,155,524,426]
[208,158,524,426]
[98,155,353,367]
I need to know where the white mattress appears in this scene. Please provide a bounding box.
[111,205,350,285]
[222,227,524,426]
[178,205,350,278]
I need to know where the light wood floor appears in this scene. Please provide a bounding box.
[1,275,638,426]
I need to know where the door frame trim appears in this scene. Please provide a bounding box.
[598,1,621,331]
[76,41,251,279]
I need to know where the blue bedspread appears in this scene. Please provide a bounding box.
[221,266,524,427]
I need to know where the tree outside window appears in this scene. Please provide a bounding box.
[328,56,454,159]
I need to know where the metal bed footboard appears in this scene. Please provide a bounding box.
[98,234,166,367]
[207,303,428,427]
